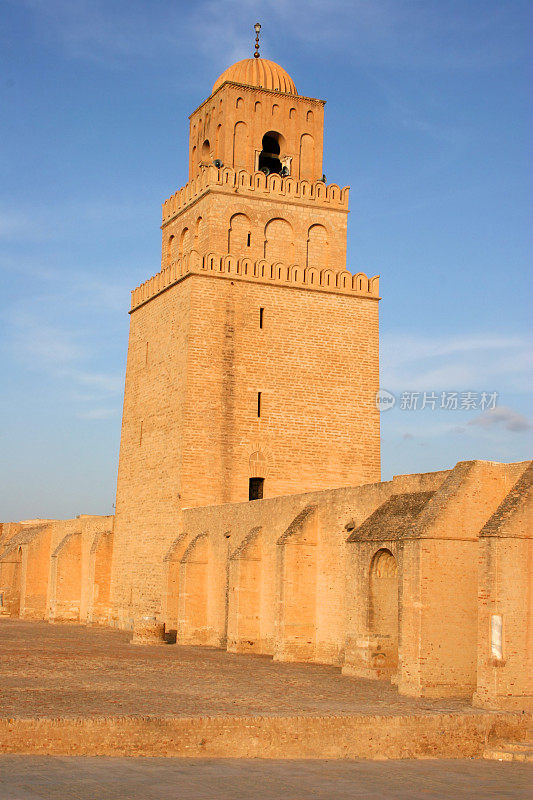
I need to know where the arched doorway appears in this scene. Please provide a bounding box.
[369,549,399,675]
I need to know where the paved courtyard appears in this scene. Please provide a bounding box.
[0,619,480,719]
[0,756,531,800]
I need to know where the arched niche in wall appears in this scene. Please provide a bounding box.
[228,212,251,255]
[275,506,319,662]
[166,234,175,266]
[178,534,209,644]
[264,217,293,263]
[227,527,263,653]
[369,548,399,673]
[194,216,203,250]
[299,133,315,180]
[201,139,211,161]
[306,224,329,269]
[179,227,191,257]
[233,121,249,169]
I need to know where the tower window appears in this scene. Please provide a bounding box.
[249,477,264,501]
[259,307,264,328]
[258,132,282,175]
[257,392,262,417]
[247,232,251,246]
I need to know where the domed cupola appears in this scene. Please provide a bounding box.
[212,58,297,96]
[212,22,297,96]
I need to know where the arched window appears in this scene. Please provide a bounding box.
[201,139,211,161]
[258,131,285,175]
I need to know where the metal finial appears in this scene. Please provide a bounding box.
[254,22,261,58]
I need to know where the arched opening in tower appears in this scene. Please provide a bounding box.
[258,132,283,175]
[201,139,211,161]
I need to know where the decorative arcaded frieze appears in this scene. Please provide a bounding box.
[130,250,379,311]
[162,166,349,224]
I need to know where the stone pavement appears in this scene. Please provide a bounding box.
[0,756,531,800]
[0,619,481,719]
[0,620,529,761]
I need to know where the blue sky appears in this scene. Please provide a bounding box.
[1,0,531,520]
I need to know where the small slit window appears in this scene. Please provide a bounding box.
[247,233,251,247]
[257,392,262,417]
[259,308,264,328]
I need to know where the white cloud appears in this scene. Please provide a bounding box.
[72,370,123,394]
[468,406,532,433]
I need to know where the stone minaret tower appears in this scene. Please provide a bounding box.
[111,31,381,625]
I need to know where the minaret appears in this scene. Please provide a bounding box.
[111,28,381,625]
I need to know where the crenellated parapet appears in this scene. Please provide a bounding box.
[162,166,349,224]
[130,250,379,311]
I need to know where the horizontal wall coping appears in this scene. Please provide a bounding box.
[130,252,379,312]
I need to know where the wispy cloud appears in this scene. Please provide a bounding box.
[4,311,123,412]
[13,0,175,63]
[381,332,533,394]
[469,406,532,433]
[0,198,154,244]
[77,407,119,420]
[11,0,527,70]
[9,313,87,366]
[0,210,31,239]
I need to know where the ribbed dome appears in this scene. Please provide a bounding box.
[212,58,297,95]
